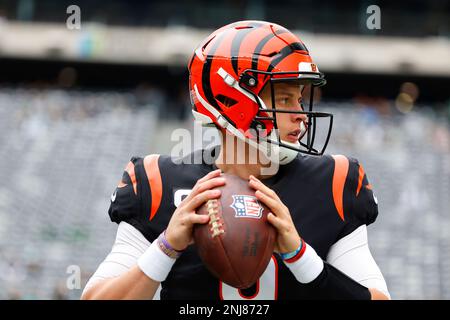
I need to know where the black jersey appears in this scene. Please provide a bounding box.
[108,148,378,300]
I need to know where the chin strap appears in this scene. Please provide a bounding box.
[278,140,300,164]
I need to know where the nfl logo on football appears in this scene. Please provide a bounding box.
[230,195,263,219]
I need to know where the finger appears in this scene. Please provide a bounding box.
[185,212,210,225]
[184,177,225,204]
[267,212,293,236]
[255,190,291,221]
[249,176,279,201]
[185,189,221,211]
[255,190,282,214]
[183,170,223,203]
[197,169,222,185]
[267,212,284,230]
[195,176,226,195]
[188,169,222,194]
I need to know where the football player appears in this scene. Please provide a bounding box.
[81,21,390,300]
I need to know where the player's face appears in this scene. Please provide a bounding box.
[259,82,308,143]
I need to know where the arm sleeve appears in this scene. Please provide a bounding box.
[82,221,162,299]
[326,224,391,299]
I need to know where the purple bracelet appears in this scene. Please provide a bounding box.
[157,230,184,259]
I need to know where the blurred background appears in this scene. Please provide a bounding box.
[0,0,449,300]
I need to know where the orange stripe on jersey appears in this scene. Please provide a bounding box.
[331,155,349,221]
[124,161,137,195]
[144,154,162,221]
[356,164,365,197]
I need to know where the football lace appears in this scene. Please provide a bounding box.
[206,199,224,238]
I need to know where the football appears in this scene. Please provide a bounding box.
[193,173,276,289]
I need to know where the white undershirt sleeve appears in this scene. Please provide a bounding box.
[326,224,391,299]
[82,221,161,299]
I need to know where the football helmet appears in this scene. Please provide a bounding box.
[188,20,333,164]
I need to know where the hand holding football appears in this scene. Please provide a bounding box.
[193,173,276,289]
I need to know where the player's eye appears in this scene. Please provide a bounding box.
[276,96,290,105]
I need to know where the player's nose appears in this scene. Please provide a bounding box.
[291,105,307,122]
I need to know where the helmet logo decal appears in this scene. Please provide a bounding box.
[298,62,319,73]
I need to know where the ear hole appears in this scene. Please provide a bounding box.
[215,94,238,108]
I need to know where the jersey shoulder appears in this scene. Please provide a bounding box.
[293,153,379,242]
[108,151,214,242]
[108,154,165,242]
[295,153,378,225]
[108,156,142,226]
[330,154,379,237]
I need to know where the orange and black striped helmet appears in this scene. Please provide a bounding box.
[188,20,333,158]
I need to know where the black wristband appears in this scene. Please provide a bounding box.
[304,261,371,300]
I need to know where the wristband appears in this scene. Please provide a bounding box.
[137,230,183,282]
[283,242,324,283]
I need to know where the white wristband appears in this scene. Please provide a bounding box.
[284,243,324,284]
[137,240,176,282]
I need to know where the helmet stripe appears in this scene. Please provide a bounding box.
[251,29,288,71]
[230,23,264,76]
[201,31,228,110]
[267,42,308,72]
